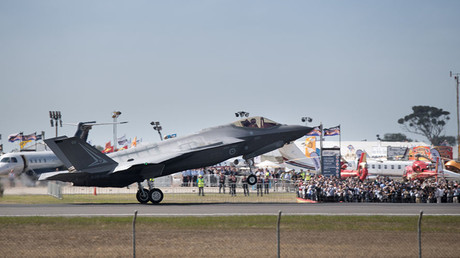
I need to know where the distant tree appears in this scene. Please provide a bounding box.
[382,133,412,142]
[397,105,450,145]
[432,136,456,146]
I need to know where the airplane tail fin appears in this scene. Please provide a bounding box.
[279,143,318,171]
[45,136,118,173]
[357,152,368,181]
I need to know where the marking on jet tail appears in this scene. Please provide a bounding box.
[79,143,109,167]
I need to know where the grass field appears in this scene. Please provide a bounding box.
[1,215,459,257]
[0,192,297,204]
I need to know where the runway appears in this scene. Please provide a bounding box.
[1,203,459,217]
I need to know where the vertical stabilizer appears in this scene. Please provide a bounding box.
[45,136,118,173]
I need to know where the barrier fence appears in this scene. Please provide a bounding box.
[1,211,459,257]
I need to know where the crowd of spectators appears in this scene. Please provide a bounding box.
[296,175,460,203]
[180,166,460,203]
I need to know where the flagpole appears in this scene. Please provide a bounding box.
[339,125,341,155]
[320,123,323,176]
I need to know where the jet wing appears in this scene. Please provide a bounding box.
[113,137,245,173]
[38,170,75,182]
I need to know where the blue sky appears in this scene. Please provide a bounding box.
[1,1,459,152]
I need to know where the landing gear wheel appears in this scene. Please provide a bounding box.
[149,188,164,204]
[136,188,150,204]
[247,174,257,186]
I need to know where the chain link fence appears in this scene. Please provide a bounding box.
[1,212,459,257]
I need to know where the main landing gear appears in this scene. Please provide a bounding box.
[245,158,257,186]
[136,182,164,204]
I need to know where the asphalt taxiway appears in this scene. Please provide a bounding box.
[1,203,459,217]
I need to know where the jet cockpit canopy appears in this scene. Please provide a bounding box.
[232,116,280,129]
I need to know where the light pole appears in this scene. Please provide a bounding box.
[112,111,122,151]
[301,117,312,125]
[49,111,62,137]
[151,121,163,141]
[235,111,250,118]
[450,71,460,160]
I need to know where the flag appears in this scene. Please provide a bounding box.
[131,137,138,148]
[118,135,128,146]
[118,145,128,151]
[323,126,340,136]
[306,126,322,136]
[102,141,114,153]
[8,133,23,142]
[164,134,177,140]
[23,133,37,141]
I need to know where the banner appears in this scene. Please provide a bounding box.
[305,137,316,157]
[322,148,341,177]
[387,147,408,161]
[20,140,32,149]
[434,146,453,160]
[408,146,430,161]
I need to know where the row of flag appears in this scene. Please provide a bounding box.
[8,132,43,142]
[102,136,140,153]
[306,125,341,137]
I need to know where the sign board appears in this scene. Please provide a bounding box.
[387,147,408,160]
[434,146,453,160]
[321,148,341,178]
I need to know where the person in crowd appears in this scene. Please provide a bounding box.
[230,174,237,196]
[256,175,263,196]
[197,175,205,196]
[264,171,270,195]
[219,172,226,194]
[242,175,249,196]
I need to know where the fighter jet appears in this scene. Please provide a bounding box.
[39,116,312,204]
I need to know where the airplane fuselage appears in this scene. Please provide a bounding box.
[0,151,65,177]
[94,123,308,187]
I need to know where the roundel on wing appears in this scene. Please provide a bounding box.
[229,148,236,155]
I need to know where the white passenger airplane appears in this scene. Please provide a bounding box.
[0,151,65,179]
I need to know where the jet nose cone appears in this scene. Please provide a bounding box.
[283,125,313,141]
[295,125,314,138]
